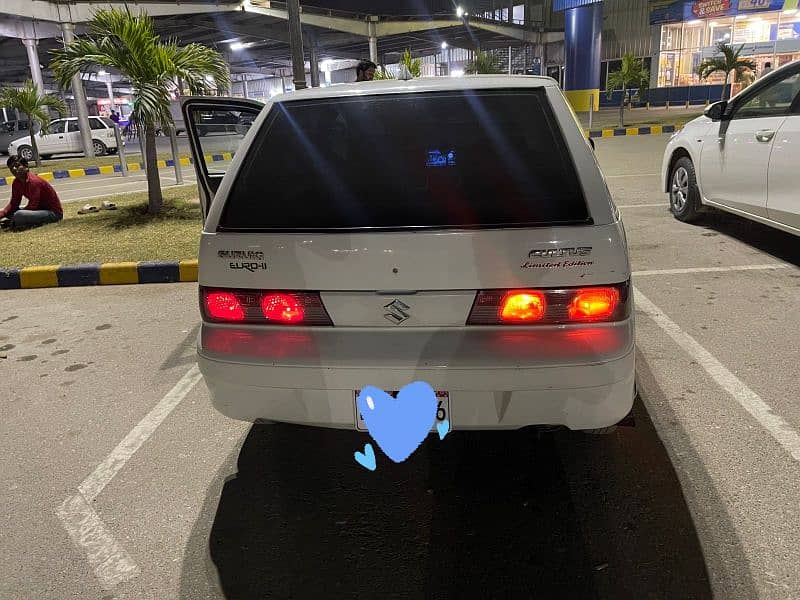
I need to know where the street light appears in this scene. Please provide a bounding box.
[441,42,448,49]
[456,6,464,18]
[229,42,245,51]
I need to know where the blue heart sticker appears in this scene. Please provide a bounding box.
[354,442,376,471]
[436,419,450,440]
[357,382,437,463]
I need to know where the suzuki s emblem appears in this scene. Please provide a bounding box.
[383,299,411,324]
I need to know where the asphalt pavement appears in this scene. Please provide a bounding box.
[2,135,800,599]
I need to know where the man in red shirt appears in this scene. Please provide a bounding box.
[0,156,63,230]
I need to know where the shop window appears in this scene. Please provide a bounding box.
[683,20,705,49]
[733,13,779,44]
[660,24,682,51]
[777,11,800,40]
[708,17,734,46]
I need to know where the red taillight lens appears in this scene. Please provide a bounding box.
[568,288,620,321]
[261,293,305,323]
[500,291,546,322]
[205,291,245,321]
[467,282,629,326]
[200,288,332,326]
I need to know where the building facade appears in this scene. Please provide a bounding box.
[651,0,800,93]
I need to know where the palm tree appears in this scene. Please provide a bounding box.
[606,53,650,128]
[465,50,504,75]
[0,80,67,168]
[697,42,756,101]
[373,49,422,80]
[51,7,229,214]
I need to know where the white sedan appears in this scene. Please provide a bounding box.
[7,116,120,160]
[662,60,800,236]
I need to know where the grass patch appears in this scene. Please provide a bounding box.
[0,186,202,269]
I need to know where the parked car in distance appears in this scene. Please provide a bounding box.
[196,109,255,136]
[182,77,636,435]
[7,116,120,160]
[663,59,800,236]
[0,120,31,155]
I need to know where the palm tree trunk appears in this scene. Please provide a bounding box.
[144,126,163,214]
[722,73,729,101]
[619,86,626,128]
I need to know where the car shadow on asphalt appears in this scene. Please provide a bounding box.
[179,397,720,599]
[697,210,800,268]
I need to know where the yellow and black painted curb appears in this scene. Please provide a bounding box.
[0,260,198,290]
[585,123,683,139]
[0,152,233,187]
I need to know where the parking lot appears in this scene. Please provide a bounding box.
[2,134,799,599]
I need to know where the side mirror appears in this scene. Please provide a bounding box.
[704,100,727,121]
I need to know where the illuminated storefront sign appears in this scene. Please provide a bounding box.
[651,0,790,24]
[693,0,731,18]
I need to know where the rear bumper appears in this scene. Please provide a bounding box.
[198,346,636,431]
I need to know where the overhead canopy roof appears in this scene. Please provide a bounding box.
[0,1,555,98]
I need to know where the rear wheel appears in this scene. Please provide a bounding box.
[92,140,107,156]
[669,156,702,223]
[17,145,34,161]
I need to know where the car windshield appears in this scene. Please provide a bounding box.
[221,89,589,231]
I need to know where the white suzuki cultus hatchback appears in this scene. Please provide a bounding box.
[182,76,635,434]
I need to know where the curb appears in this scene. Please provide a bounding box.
[0,260,198,290]
[585,123,683,139]
[0,152,233,187]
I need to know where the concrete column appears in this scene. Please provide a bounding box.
[60,22,95,158]
[287,0,307,90]
[309,42,320,87]
[22,38,45,91]
[561,1,603,112]
[368,18,378,63]
[242,75,250,99]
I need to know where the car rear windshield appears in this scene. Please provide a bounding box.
[220,89,589,231]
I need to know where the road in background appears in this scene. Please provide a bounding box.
[2,134,799,599]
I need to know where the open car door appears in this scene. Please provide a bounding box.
[181,97,264,221]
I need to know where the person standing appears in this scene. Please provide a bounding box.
[760,62,773,79]
[110,109,120,125]
[0,156,63,230]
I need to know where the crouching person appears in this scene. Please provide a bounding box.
[0,156,63,230]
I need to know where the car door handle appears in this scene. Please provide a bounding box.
[755,129,775,143]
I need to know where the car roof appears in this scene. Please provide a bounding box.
[271,74,558,103]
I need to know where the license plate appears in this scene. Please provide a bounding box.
[354,390,450,432]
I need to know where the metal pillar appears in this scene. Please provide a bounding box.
[287,0,307,90]
[105,80,115,115]
[242,75,250,99]
[60,22,95,158]
[309,42,320,88]
[22,38,45,91]
[562,1,603,112]
[368,18,378,63]
[508,46,513,74]
[169,127,183,184]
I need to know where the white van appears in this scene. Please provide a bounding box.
[182,76,636,433]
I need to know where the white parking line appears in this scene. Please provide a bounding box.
[633,264,789,277]
[56,365,202,589]
[634,286,800,463]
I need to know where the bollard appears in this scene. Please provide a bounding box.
[113,124,128,177]
[169,126,183,185]
[588,94,594,129]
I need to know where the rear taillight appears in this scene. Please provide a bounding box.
[200,287,332,325]
[467,282,629,325]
